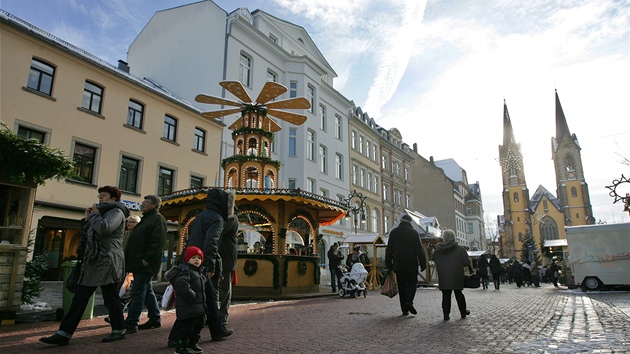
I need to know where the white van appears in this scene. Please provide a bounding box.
[565,222,630,290]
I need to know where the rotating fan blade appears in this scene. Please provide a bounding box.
[200,108,242,119]
[220,81,253,103]
[265,97,310,110]
[195,94,242,107]
[256,81,288,104]
[267,110,307,126]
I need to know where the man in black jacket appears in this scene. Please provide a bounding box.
[327,243,344,292]
[385,214,426,316]
[168,189,235,346]
[124,195,167,332]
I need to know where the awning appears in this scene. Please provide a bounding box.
[467,250,489,257]
[544,239,568,248]
[343,233,387,246]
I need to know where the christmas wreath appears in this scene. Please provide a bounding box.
[244,260,258,276]
[297,260,307,275]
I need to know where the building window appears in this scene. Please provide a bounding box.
[335,115,342,140]
[17,126,46,143]
[335,153,343,180]
[382,156,387,169]
[372,145,378,162]
[82,81,103,114]
[384,216,390,233]
[383,185,388,200]
[163,115,177,142]
[319,105,326,131]
[290,81,297,98]
[158,167,174,195]
[513,192,519,202]
[351,130,357,150]
[119,156,139,193]
[374,176,379,195]
[466,206,472,215]
[306,178,315,193]
[406,193,411,208]
[467,222,474,234]
[72,143,96,183]
[405,167,410,180]
[353,165,358,185]
[127,99,144,129]
[27,58,55,95]
[540,216,559,240]
[239,53,252,87]
[367,172,372,191]
[307,84,315,113]
[571,186,578,198]
[306,130,315,160]
[320,188,329,198]
[194,128,206,152]
[319,145,327,173]
[289,128,297,156]
[359,136,364,154]
[288,178,296,189]
[190,175,204,188]
[372,209,380,233]
[360,169,366,188]
[267,69,277,82]
[366,141,371,159]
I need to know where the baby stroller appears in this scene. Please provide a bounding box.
[338,263,368,298]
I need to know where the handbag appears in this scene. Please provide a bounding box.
[380,272,398,298]
[160,283,175,310]
[118,272,134,299]
[66,260,82,293]
[464,274,481,289]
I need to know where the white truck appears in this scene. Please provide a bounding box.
[565,222,630,291]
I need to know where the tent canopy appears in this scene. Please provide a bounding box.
[467,250,489,257]
[343,233,387,246]
[544,239,568,248]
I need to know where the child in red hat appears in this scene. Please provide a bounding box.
[172,246,206,354]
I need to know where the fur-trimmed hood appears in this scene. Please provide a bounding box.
[205,188,236,222]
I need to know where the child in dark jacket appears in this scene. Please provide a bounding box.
[172,246,207,354]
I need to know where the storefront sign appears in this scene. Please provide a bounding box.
[123,200,142,211]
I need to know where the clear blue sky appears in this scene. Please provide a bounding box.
[2,0,628,223]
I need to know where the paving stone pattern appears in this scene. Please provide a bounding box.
[1,283,628,353]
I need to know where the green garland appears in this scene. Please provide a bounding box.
[232,127,274,141]
[297,260,307,275]
[221,155,281,169]
[244,259,258,276]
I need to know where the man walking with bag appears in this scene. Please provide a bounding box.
[124,195,167,333]
[385,214,426,316]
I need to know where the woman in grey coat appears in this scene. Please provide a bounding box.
[432,229,471,321]
[40,186,129,346]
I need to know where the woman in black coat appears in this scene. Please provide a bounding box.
[489,255,503,290]
[477,256,489,290]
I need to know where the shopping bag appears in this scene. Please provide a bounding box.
[161,283,175,310]
[66,261,82,293]
[464,274,481,289]
[381,272,398,298]
[119,272,134,298]
[232,269,238,286]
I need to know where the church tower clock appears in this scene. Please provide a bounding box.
[551,90,594,226]
[498,101,532,259]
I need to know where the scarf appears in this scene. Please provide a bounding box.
[78,202,126,262]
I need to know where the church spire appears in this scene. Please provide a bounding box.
[503,100,516,146]
[555,89,571,139]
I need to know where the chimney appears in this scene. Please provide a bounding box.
[413,143,418,153]
[117,60,130,73]
[430,156,434,164]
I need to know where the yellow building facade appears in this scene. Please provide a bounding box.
[1,12,224,280]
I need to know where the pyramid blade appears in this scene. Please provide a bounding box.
[195,94,242,107]
[256,82,288,104]
[200,108,242,119]
[265,97,310,110]
[262,116,283,132]
[220,81,252,103]
[267,110,307,125]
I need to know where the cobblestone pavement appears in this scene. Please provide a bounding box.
[1,283,628,353]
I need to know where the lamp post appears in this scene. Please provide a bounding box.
[470,239,481,251]
[344,189,367,234]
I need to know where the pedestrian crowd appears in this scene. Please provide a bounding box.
[39,186,238,354]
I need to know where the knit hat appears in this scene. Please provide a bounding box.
[184,246,204,263]
[401,214,412,222]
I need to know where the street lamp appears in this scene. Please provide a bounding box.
[344,189,367,234]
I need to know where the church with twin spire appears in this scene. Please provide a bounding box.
[498,91,595,260]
